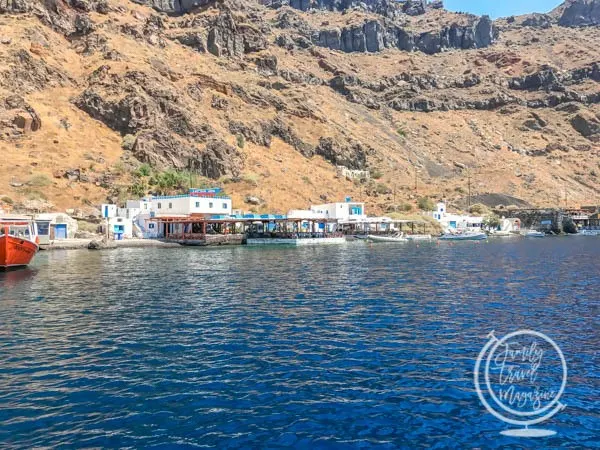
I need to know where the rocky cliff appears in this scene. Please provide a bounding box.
[557,0,600,27]
[0,0,599,213]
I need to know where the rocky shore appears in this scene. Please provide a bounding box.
[40,238,182,251]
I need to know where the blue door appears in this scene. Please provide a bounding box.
[55,224,67,239]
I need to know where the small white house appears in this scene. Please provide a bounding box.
[100,204,118,219]
[426,202,483,232]
[107,216,133,239]
[35,212,78,240]
[310,201,366,222]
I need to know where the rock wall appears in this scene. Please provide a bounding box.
[130,0,215,15]
[311,15,496,54]
[558,0,600,27]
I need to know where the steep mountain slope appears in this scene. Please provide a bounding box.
[0,0,599,215]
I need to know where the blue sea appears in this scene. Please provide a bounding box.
[0,238,598,448]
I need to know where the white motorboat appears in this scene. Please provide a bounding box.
[405,234,432,241]
[488,229,513,237]
[439,231,488,241]
[367,233,408,243]
[578,229,600,236]
[525,230,545,238]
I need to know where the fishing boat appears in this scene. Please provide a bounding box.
[525,230,545,238]
[0,217,39,268]
[439,231,488,241]
[367,233,408,243]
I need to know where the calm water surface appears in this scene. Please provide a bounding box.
[0,238,599,448]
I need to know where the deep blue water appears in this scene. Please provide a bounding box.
[0,238,599,448]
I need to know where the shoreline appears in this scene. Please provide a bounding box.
[40,238,183,251]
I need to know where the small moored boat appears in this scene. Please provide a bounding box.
[488,229,513,237]
[578,229,600,236]
[0,217,39,268]
[439,231,488,241]
[405,234,432,241]
[525,230,545,238]
[367,233,408,243]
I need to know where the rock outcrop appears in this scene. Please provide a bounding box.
[228,118,313,156]
[130,0,214,15]
[0,95,42,139]
[314,137,371,170]
[0,49,73,93]
[286,0,430,16]
[571,112,600,141]
[310,15,496,54]
[191,139,245,179]
[74,66,247,178]
[207,11,269,57]
[558,0,600,27]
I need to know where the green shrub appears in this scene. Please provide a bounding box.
[21,188,47,200]
[129,180,148,197]
[151,170,188,195]
[243,173,260,186]
[236,134,245,149]
[376,183,391,194]
[483,214,501,229]
[469,203,489,215]
[397,127,406,137]
[1,196,13,205]
[112,162,126,176]
[417,196,435,211]
[370,169,383,179]
[400,202,413,212]
[135,163,152,177]
[28,174,52,187]
[121,134,136,150]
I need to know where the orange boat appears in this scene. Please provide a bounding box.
[0,217,39,268]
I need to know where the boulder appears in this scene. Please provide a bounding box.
[244,195,263,205]
[0,95,41,138]
[88,238,117,250]
[402,0,427,15]
[571,113,600,141]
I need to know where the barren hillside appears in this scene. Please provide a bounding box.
[1,0,599,215]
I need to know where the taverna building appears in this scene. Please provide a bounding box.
[102,189,233,239]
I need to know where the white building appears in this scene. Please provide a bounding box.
[151,189,232,217]
[309,201,366,222]
[427,202,483,232]
[35,212,78,241]
[100,189,233,239]
[100,204,118,219]
[107,216,134,239]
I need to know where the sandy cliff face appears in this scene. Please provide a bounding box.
[0,0,599,214]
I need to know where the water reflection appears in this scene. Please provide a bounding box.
[0,240,598,448]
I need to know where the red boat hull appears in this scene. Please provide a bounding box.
[0,235,39,268]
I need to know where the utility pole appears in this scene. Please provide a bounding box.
[467,169,472,211]
[414,166,419,194]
